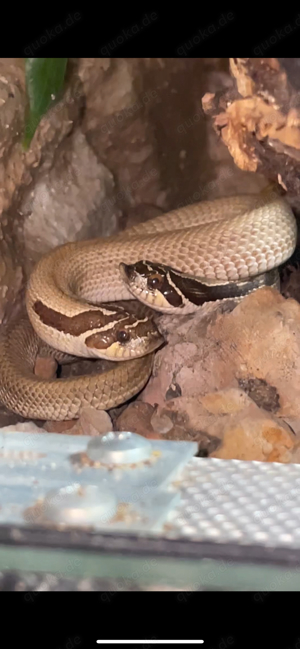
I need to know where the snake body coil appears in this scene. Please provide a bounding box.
[0,194,297,420]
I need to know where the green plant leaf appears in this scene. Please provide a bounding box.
[23,57,68,149]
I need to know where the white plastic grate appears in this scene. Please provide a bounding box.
[167,457,300,547]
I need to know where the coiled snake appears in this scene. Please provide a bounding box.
[0,194,296,420]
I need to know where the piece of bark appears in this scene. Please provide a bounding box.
[202,57,300,213]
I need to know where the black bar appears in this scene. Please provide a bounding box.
[1,523,300,568]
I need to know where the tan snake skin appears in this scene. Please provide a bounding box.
[0,316,154,420]
[0,194,297,420]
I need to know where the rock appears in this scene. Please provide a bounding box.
[22,130,117,268]
[289,440,300,463]
[0,59,84,322]
[153,389,296,462]
[237,377,280,413]
[140,288,300,461]
[200,388,251,414]
[150,390,249,453]
[115,402,160,439]
[78,58,164,213]
[211,409,295,463]
[0,422,42,434]
[43,420,77,434]
[77,407,113,436]
[281,417,300,436]
[142,288,300,421]
[44,407,113,436]
[124,204,164,231]
[280,246,300,304]
[115,388,244,453]
[150,410,173,435]
[0,402,26,429]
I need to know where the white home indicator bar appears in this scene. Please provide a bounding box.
[96,642,204,645]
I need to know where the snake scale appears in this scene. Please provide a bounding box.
[0,194,297,420]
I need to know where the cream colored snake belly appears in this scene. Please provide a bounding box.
[0,194,297,420]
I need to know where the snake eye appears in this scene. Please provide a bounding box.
[147,273,163,290]
[116,329,130,344]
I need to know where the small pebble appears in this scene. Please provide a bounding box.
[78,407,113,436]
[34,356,57,379]
[150,412,173,434]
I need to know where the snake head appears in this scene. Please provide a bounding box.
[32,299,164,361]
[120,260,197,312]
[120,260,282,314]
[84,303,164,360]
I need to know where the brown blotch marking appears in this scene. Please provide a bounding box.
[33,300,127,336]
[168,268,279,306]
[160,273,183,307]
[168,270,206,306]
[85,331,116,350]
